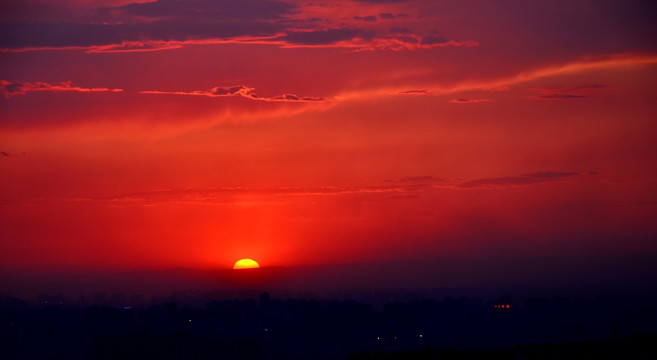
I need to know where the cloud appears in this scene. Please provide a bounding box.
[359,55,654,103]
[354,15,377,22]
[68,178,454,205]
[529,84,618,93]
[0,1,478,52]
[332,54,655,105]
[0,151,26,157]
[271,94,326,101]
[281,28,368,45]
[570,84,618,91]
[450,98,491,104]
[397,89,432,95]
[0,0,294,50]
[459,171,578,188]
[0,80,123,98]
[421,35,449,45]
[32,170,589,206]
[522,171,579,178]
[16,170,593,205]
[527,83,617,100]
[118,0,294,20]
[389,27,412,34]
[0,30,477,53]
[46,174,448,205]
[139,85,330,102]
[73,185,409,205]
[530,93,587,100]
[0,151,25,157]
[210,85,256,97]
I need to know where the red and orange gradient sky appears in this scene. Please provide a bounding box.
[1,0,656,272]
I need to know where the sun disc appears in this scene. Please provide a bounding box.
[233,258,260,270]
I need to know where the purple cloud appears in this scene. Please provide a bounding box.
[0,0,476,52]
[354,15,377,22]
[1,80,123,98]
[532,94,587,100]
[139,84,329,102]
[281,28,368,45]
[459,171,578,188]
[450,98,491,104]
[397,89,432,95]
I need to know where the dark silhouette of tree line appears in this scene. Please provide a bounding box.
[1,293,655,359]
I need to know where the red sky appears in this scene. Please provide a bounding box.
[1,0,656,272]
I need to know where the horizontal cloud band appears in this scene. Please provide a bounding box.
[1,80,123,98]
[139,85,329,102]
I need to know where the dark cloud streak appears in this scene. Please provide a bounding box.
[450,98,491,104]
[527,84,616,100]
[1,80,123,98]
[118,0,295,20]
[139,84,329,102]
[281,28,368,45]
[459,172,578,188]
[0,0,475,52]
[531,94,587,100]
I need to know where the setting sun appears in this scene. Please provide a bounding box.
[233,259,260,270]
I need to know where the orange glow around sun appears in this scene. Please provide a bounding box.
[233,259,260,270]
[1,0,657,275]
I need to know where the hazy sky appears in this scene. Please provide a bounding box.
[1,0,656,271]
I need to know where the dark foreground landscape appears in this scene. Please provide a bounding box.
[2,290,656,359]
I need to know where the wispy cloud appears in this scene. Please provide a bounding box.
[344,53,657,102]
[354,15,378,22]
[445,55,655,99]
[450,98,491,104]
[570,84,618,91]
[397,89,432,95]
[139,85,330,102]
[3,169,594,207]
[66,185,416,206]
[0,0,477,53]
[458,171,579,188]
[274,29,477,51]
[526,83,616,100]
[0,151,25,158]
[24,171,588,205]
[529,93,587,100]
[1,80,123,98]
